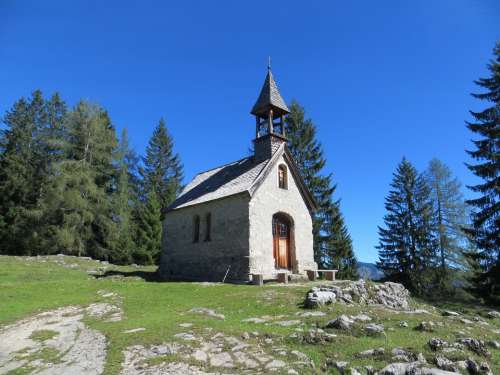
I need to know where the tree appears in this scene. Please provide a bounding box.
[108,129,138,264]
[134,191,162,264]
[37,101,119,260]
[464,42,500,301]
[286,100,358,279]
[377,158,437,295]
[0,91,55,254]
[142,118,183,217]
[425,159,468,273]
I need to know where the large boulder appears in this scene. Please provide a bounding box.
[305,280,410,310]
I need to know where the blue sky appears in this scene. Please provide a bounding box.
[1,1,499,262]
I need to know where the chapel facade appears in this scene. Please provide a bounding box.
[159,67,318,282]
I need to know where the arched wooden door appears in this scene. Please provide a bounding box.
[273,215,291,270]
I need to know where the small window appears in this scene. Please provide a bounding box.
[193,215,200,243]
[204,213,212,242]
[278,165,288,189]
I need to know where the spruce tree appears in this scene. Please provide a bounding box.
[0,91,52,254]
[286,100,358,279]
[464,42,500,301]
[134,191,162,264]
[142,118,183,217]
[377,158,437,295]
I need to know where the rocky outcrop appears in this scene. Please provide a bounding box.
[305,280,411,310]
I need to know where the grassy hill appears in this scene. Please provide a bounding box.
[0,255,499,374]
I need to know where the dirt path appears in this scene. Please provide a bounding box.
[0,298,121,375]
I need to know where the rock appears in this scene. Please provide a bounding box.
[364,365,376,375]
[359,347,385,357]
[242,317,267,324]
[399,320,409,327]
[335,361,349,373]
[458,338,490,357]
[192,349,208,362]
[326,315,354,330]
[296,311,326,317]
[179,323,193,328]
[364,323,384,335]
[460,318,474,324]
[210,352,234,368]
[265,359,286,369]
[420,368,459,375]
[434,355,457,372]
[275,320,301,326]
[174,332,196,341]
[189,307,225,320]
[305,280,410,310]
[241,332,250,340]
[442,310,460,317]
[487,340,500,349]
[350,368,362,375]
[416,321,436,332]
[123,327,146,334]
[350,313,372,322]
[487,310,500,319]
[378,362,418,375]
[429,338,448,351]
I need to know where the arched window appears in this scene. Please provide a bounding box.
[193,215,200,243]
[278,164,288,189]
[204,213,212,242]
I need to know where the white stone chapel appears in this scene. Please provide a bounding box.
[159,66,318,282]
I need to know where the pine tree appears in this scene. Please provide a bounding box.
[425,159,468,283]
[134,191,162,264]
[286,100,358,279]
[464,42,500,301]
[142,118,183,217]
[377,158,437,295]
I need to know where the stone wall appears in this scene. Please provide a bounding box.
[249,153,317,279]
[159,194,251,282]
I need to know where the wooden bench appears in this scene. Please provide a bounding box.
[306,269,338,281]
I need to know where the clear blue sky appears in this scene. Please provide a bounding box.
[1,1,499,262]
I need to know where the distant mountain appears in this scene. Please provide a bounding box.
[357,262,384,280]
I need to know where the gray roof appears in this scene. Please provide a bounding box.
[168,155,271,210]
[167,144,318,212]
[251,69,289,116]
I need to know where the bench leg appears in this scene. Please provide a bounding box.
[325,271,336,281]
[252,274,264,286]
[277,273,288,284]
[306,270,316,281]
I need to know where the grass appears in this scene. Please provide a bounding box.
[1,255,499,374]
[29,329,59,342]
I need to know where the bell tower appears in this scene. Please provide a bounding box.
[251,61,289,162]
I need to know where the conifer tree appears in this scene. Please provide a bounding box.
[0,91,52,254]
[142,118,183,217]
[377,158,437,295]
[109,129,137,263]
[38,101,119,259]
[464,42,500,301]
[134,191,162,264]
[286,100,358,279]
[425,159,468,276]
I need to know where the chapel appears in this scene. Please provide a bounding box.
[159,66,318,282]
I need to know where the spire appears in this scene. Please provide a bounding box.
[251,64,289,117]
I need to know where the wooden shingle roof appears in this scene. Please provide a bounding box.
[251,69,289,116]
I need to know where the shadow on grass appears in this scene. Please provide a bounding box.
[94,269,161,282]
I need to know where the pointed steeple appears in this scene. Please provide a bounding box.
[251,65,289,117]
[251,63,290,162]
